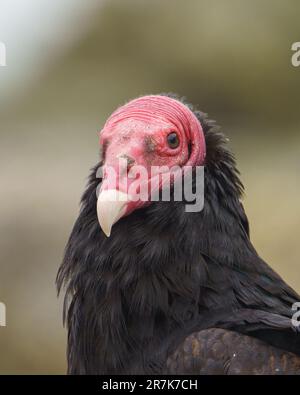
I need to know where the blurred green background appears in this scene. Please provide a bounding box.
[0,0,299,374]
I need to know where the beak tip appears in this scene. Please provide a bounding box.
[103,228,111,238]
[97,189,130,238]
[97,213,113,237]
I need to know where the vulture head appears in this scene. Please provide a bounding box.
[97,95,206,236]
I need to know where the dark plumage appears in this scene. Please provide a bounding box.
[57,95,300,374]
[166,328,300,374]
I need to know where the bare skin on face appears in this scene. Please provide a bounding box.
[97,95,206,237]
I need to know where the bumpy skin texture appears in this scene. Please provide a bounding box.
[166,328,300,375]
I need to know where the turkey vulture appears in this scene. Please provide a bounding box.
[57,94,300,374]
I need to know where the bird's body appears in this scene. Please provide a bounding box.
[167,328,300,374]
[57,95,300,374]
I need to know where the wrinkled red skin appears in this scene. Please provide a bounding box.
[99,95,206,217]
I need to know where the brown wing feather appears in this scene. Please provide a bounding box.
[166,328,300,375]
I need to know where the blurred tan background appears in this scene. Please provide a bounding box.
[0,0,299,374]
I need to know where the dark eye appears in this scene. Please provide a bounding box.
[167,132,179,149]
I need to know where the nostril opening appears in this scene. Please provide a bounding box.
[124,155,135,173]
[118,154,135,175]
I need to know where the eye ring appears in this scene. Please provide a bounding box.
[167,131,179,149]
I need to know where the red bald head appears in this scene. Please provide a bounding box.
[97,95,206,236]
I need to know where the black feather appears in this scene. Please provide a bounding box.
[57,95,300,374]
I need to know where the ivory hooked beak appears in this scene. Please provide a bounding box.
[97,189,130,237]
